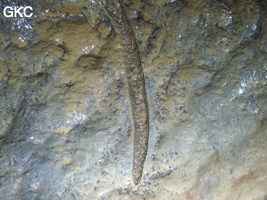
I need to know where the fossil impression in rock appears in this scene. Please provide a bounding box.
[99,0,150,185]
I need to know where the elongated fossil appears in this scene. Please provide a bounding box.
[99,0,149,185]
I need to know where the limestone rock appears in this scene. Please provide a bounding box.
[0,0,266,199]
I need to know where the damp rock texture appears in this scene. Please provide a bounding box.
[0,0,267,199]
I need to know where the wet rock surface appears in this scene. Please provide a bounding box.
[0,0,267,199]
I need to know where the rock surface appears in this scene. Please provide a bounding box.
[0,0,267,199]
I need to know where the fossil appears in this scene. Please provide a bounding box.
[99,0,150,185]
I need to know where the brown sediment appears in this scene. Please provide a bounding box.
[99,0,149,185]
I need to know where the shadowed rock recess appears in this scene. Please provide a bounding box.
[0,0,267,199]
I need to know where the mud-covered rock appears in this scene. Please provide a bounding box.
[0,0,266,199]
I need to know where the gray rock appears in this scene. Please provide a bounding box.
[0,0,266,199]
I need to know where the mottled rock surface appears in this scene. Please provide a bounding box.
[0,0,267,199]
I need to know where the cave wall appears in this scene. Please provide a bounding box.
[0,0,267,199]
